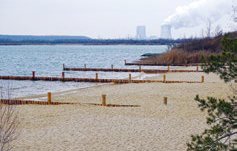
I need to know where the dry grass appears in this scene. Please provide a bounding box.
[139,49,213,65]
[138,32,237,65]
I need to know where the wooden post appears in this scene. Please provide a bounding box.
[163,74,166,83]
[129,74,132,81]
[139,66,142,72]
[102,94,106,106]
[196,66,199,72]
[201,76,205,83]
[185,60,188,67]
[84,64,87,69]
[96,73,99,80]
[32,71,35,80]
[48,92,52,104]
[111,64,114,69]
[62,72,65,80]
[167,65,170,71]
[164,97,168,105]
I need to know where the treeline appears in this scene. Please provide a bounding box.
[176,32,237,52]
[0,35,90,41]
[0,35,192,45]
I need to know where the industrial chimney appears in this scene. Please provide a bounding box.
[160,25,172,39]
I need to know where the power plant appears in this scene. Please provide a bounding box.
[160,25,172,39]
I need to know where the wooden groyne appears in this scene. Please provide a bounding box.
[0,99,74,105]
[0,73,205,84]
[0,99,141,107]
[0,92,74,105]
[63,66,202,73]
[0,93,140,107]
[64,67,166,73]
[125,63,201,66]
[124,60,202,67]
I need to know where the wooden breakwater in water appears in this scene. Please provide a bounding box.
[125,63,201,66]
[63,66,202,73]
[124,60,202,67]
[64,67,166,73]
[0,74,205,84]
[64,67,201,73]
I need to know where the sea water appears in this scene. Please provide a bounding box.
[0,45,167,98]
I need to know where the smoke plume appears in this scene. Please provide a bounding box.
[164,0,233,29]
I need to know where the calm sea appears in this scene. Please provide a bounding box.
[0,45,167,98]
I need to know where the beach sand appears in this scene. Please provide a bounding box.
[12,69,234,151]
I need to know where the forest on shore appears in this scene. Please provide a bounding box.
[0,35,191,45]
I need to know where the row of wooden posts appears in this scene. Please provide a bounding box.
[45,93,168,107]
[0,92,72,105]
[77,64,147,71]
[0,91,169,107]
[30,71,205,83]
[124,60,201,67]
[63,64,200,72]
[28,92,104,106]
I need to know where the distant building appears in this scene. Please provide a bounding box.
[149,36,159,40]
[160,25,172,39]
[136,26,146,40]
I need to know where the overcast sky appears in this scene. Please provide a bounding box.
[0,0,231,38]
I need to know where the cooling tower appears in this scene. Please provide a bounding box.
[160,25,172,39]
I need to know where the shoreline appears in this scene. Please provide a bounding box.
[16,72,152,100]
[17,83,110,100]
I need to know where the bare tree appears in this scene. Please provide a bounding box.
[214,25,223,37]
[0,105,19,151]
[205,19,212,38]
[0,81,19,151]
[233,5,237,23]
[201,29,205,38]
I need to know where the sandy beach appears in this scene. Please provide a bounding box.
[12,69,234,151]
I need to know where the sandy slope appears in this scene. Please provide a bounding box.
[12,70,234,151]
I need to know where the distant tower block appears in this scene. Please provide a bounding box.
[160,25,172,39]
[136,26,146,40]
